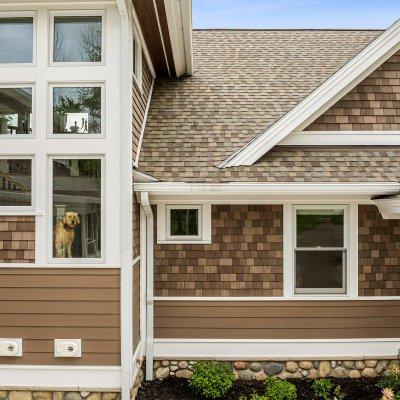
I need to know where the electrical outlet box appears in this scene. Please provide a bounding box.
[54,339,81,358]
[0,339,22,357]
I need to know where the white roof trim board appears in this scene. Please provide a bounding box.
[218,18,400,168]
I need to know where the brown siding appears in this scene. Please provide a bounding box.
[133,263,140,349]
[133,54,153,161]
[133,196,140,259]
[155,205,283,297]
[359,204,400,296]
[305,50,400,131]
[0,268,120,365]
[0,216,35,263]
[155,300,400,339]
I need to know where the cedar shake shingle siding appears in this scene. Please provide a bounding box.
[155,205,283,297]
[359,205,400,296]
[0,216,35,263]
[306,51,400,131]
[133,53,153,161]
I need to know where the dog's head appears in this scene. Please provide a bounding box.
[62,212,80,228]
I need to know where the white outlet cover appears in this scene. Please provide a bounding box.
[54,339,82,358]
[0,338,22,357]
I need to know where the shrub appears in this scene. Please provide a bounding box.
[312,379,333,400]
[264,376,297,400]
[333,385,346,400]
[239,395,268,400]
[378,373,400,393]
[188,361,235,398]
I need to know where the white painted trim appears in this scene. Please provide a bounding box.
[0,365,121,389]
[157,203,211,244]
[140,207,147,357]
[141,192,154,380]
[153,0,170,77]
[135,182,400,197]
[133,170,158,183]
[283,204,292,299]
[349,204,359,297]
[154,338,400,360]
[132,21,143,91]
[133,77,155,168]
[132,255,140,266]
[131,341,143,386]
[0,263,120,268]
[48,9,106,67]
[154,296,400,301]
[219,19,400,167]
[374,198,400,219]
[280,131,400,146]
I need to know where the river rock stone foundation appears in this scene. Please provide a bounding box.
[153,359,400,381]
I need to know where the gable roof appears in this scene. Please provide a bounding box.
[138,29,385,182]
[220,19,400,167]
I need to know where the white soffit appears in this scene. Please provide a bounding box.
[373,198,400,219]
[219,18,400,167]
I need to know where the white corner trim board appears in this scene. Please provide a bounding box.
[0,365,121,389]
[219,18,400,167]
[153,338,400,360]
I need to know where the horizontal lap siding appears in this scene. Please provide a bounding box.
[0,268,120,365]
[305,50,400,130]
[359,205,400,296]
[0,216,35,263]
[155,205,283,297]
[155,300,400,339]
[133,54,153,161]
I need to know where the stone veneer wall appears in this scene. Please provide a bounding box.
[305,50,400,130]
[359,204,400,296]
[154,359,399,381]
[154,205,283,296]
[0,216,35,263]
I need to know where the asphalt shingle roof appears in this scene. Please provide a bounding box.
[138,29,398,183]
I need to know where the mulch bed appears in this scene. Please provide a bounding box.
[136,377,382,400]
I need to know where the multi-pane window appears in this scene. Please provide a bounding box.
[52,158,102,259]
[52,15,103,63]
[0,17,33,64]
[51,85,102,135]
[0,159,32,206]
[0,87,32,135]
[294,207,347,294]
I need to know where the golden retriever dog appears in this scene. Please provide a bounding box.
[55,212,80,258]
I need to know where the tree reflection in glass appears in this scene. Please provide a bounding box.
[53,87,101,135]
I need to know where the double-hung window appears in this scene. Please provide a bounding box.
[294,206,348,295]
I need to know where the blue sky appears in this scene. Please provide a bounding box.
[193,0,400,29]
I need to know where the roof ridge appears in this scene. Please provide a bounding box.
[193,28,384,32]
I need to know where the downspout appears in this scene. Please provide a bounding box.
[116,0,133,399]
[140,192,154,380]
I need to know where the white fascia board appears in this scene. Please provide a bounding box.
[0,365,121,390]
[219,19,400,167]
[134,182,400,198]
[154,338,400,360]
[164,0,193,77]
[280,131,400,146]
[374,198,400,219]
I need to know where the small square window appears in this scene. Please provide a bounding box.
[294,207,347,295]
[0,17,33,64]
[52,15,103,63]
[51,85,103,136]
[0,87,33,135]
[157,204,211,244]
[170,208,199,236]
[0,158,32,207]
[52,158,102,260]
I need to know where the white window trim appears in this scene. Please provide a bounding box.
[47,154,105,264]
[0,155,35,213]
[132,23,143,91]
[0,11,37,68]
[0,83,35,138]
[157,203,211,244]
[47,82,105,139]
[292,204,350,296]
[48,9,106,67]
